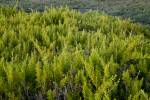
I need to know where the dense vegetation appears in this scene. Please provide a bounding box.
[0,5,150,100]
[1,0,150,24]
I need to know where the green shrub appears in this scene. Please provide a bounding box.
[0,5,150,99]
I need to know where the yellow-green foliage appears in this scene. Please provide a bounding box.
[0,5,150,100]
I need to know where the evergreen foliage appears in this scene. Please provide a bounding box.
[0,5,150,99]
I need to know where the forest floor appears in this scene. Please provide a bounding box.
[0,0,150,26]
